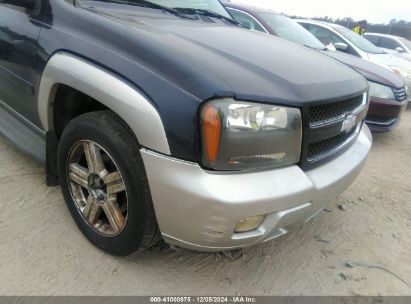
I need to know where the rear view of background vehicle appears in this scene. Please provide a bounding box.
[224,4,409,131]
[297,19,411,99]
[0,0,371,255]
[365,33,411,62]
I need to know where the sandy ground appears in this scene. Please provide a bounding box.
[0,110,410,296]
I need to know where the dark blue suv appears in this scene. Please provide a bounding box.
[0,0,371,255]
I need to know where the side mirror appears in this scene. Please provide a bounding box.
[333,42,349,51]
[325,43,336,51]
[395,47,405,53]
[2,0,35,8]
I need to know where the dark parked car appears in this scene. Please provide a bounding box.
[224,3,409,132]
[0,0,371,255]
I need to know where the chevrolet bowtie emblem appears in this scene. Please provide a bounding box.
[341,114,357,133]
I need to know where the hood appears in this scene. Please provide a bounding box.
[368,53,411,72]
[80,3,368,104]
[323,51,405,89]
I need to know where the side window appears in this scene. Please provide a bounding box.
[0,3,27,13]
[0,1,41,15]
[227,9,266,33]
[365,35,380,45]
[378,37,402,50]
[305,24,360,57]
[305,24,343,45]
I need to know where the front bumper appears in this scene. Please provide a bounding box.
[366,96,408,132]
[141,126,372,252]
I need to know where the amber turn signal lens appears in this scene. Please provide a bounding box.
[202,105,221,163]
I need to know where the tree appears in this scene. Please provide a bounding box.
[389,19,398,25]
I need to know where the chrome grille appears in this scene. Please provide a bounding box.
[393,87,407,101]
[309,95,364,126]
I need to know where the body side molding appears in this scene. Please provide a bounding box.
[38,52,171,155]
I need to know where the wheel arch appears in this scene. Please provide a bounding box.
[38,52,171,155]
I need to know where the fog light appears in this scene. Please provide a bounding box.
[234,215,266,233]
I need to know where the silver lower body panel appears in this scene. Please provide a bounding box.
[141,126,372,252]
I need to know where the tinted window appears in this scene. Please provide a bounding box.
[334,26,384,54]
[227,8,266,32]
[378,37,401,50]
[0,3,27,12]
[259,13,325,50]
[364,35,380,45]
[304,24,344,45]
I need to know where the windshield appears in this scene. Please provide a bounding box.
[334,26,384,54]
[259,13,326,50]
[399,38,411,50]
[83,0,231,18]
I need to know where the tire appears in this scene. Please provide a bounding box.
[57,110,161,256]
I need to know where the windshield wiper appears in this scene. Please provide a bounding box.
[88,0,195,20]
[173,7,240,26]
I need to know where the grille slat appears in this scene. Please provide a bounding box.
[393,88,407,101]
[307,128,357,161]
[303,93,366,167]
[309,95,364,126]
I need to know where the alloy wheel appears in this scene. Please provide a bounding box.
[67,140,128,236]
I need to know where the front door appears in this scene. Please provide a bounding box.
[0,2,42,124]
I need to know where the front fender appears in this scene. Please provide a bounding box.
[38,52,170,155]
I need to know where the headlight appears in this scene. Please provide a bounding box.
[368,81,395,99]
[200,99,302,171]
[390,66,411,79]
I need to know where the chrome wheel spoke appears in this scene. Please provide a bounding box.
[68,140,128,237]
[104,171,126,195]
[84,196,101,225]
[102,197,125,234]
[69,164,89,189]
[83,142,107,177]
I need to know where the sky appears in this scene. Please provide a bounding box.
[228,0,411,24]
